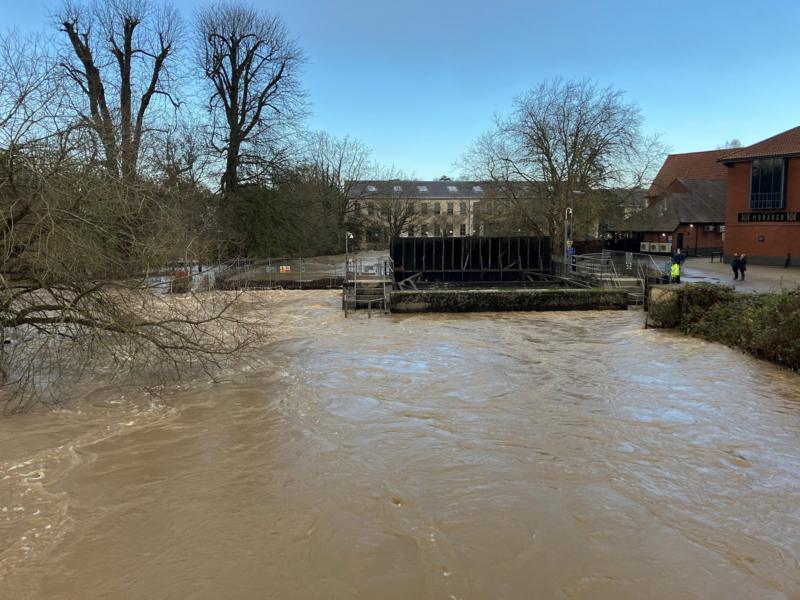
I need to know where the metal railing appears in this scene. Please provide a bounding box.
[569,254,621,287]
[216,257,344,290]
[343,254,394,317]
[560,250,670,306]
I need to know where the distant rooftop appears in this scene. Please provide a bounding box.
[349,180,490,198]
[610,179,725,233]
[648,149,730,198]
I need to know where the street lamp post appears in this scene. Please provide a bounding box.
[345,231,354,256]
[563,207,574,271]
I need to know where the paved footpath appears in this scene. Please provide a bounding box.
[681,257,800,293]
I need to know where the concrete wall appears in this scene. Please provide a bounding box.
[724,158,800,265]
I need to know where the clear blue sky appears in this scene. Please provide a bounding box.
[6,0,800,178]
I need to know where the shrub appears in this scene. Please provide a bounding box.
[661,284,800,370]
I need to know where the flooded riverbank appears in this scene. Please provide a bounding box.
[2,291,800,599]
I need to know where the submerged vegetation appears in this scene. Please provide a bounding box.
[648,283,800,370]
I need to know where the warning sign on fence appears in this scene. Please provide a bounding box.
[279,265,292,273]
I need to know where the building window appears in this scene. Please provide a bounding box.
[434,224,441,236]
[420,203,428,216]
[421,224,428,236]
[367,203,375,216]
[459,202,467,215]
[447,202,454,215]
[750,158,785,209]
[433,203,441,215]
[459,223,467,236]
[408,225,414,237]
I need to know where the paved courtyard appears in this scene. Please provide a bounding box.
[681,257,800,293]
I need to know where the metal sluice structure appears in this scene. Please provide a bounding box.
[390,236,551,287]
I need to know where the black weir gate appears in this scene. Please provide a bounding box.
[390,236,551,286]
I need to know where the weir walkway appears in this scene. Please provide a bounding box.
[342,255,394,316]
[566,251,670,306]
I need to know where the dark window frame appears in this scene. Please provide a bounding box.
[749,158,786,210]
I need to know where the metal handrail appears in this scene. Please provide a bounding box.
[343,254,393,315]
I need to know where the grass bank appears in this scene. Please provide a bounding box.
[648,283,800,370]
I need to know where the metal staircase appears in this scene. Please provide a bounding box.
[569,251,668,306]
[342,255,394,317]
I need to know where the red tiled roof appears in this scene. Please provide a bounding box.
[647,149,730,197]
[719,125,800,163]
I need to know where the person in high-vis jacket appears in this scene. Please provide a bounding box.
[670,261,681,284]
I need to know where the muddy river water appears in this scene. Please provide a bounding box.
[1,291,800,599]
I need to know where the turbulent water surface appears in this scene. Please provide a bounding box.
[1,291,800,599]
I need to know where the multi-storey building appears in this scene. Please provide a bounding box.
[349,180,488,246]
[351,180,647,249]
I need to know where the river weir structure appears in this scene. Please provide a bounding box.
[205,237,668,314]
[342,236,667,314]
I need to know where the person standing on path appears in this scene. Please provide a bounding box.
[731,253,741,280]
[672,248,683,266]
[739,254,748,280]
[670,261,681,284]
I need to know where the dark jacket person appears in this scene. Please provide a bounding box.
[731,253,741,280]
[739,254,748,280]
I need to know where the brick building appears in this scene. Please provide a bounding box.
[608,150,727,255]
[608,179,725,255]
[720,126,800,265]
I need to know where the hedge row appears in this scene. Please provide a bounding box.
[391,288,629,312]
[649,283,800,370]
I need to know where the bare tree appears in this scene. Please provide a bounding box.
[196,2,305,193]
[460,78,664,249]
[1,33,263,414]
[718,138,743,150]
[57,0,182,181]
[303,131,371,238]
[357,168,423,244]
[373,192,420,241]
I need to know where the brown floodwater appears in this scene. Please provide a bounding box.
[1,291,800,599]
